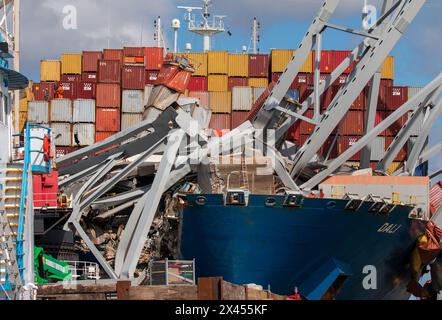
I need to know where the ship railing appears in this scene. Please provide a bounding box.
[65,261,100,280]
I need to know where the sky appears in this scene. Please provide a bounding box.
[15,0,442,179]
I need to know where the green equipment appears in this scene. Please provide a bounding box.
[34,247,72,284]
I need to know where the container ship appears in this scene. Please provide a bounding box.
[1,0,442,300]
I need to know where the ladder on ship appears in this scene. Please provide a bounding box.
[0,210,22,300]
[240,156,249,191]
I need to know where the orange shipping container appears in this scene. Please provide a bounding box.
[96,83,121,108]
[228,54,248,77]
[381,56,394,80]
[95,108,121,132]
[208,51,229,74]
[95,131,117,142]
[40,60,61,82]
[208,75,228,92]
[248,78,268,88]
[145,47,164,70]
[271,49,313,73]
[209,92,232,113]
[178,52,207,76]
[61,53,82,74]
[103,49,124,63]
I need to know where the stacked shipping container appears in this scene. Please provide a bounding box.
[27,47,163,149]
[25,47,419,174]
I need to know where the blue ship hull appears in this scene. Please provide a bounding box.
[179,194,426,300]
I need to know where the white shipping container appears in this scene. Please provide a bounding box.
[72,123,95,146]
[232,86,253,111]
[28,101,49,123]
[122,90,144,113]
[253,87,266,103]
[408,86,422,100]
[370,136,385,161]
[50,123,72,146]
[50,99,72,122]
[121,113,143,130]
[73,99,96,123]
[144,85,154,106]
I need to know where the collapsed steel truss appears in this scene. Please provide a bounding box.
[58,0,441,280]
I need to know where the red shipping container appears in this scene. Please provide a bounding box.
[96,83,121,108]
[272,73,298,90]
[103,49,123,63]
[61,74,81,82]
[350,87,367,110]
[231,111,250,129]
[55,146,75,158]
[375,84,388,111]
[321,85,340,111]
[166,70,192,94]
[385,136,407,161]
[320,135,340,159]
[188,76,208,92]
[385,111,408,136]
[95,107,121,132]
[312,50,333,73]
[228,77,248,91]
[82,51,103,72]
[384,86,408,111]
[374,110,387,136]
[299,109,315,135]
[294,73,314,87]
[333,74,348,87]
[209,114,231,130]
[77,81,96,99]
[124,47,145,57]
[155,64,179,86]
[340,110,365,135]
[122,65,145,90]
[145,47,164,70]
[248,54,269,78]
[98,60,121,83]
[95,131,117,142]
[82,72,97,83]
[145,71,159,85]
[332,50,356,74]
[58,81,77,100]
[337,136,362,161]
[287,121,301,142]
[33,82,56,101]
[299,134,310,147]
[298,84,313,103]
[33,172,59,208]
[380,79,393,88]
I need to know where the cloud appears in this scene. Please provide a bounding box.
[186,0,376,30]
[20,0,176,80]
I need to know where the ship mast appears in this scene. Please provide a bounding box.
[251,17,260,54]
[178,0,226,52]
